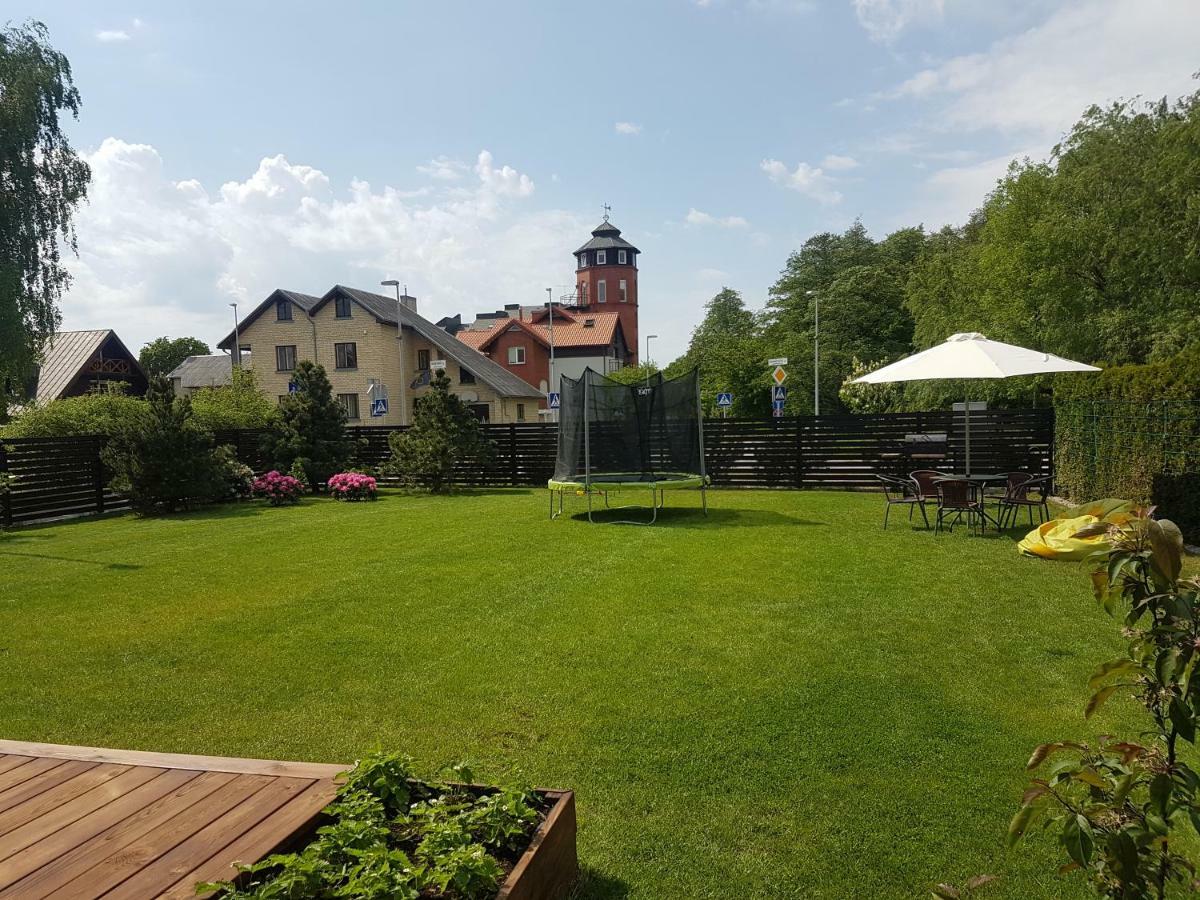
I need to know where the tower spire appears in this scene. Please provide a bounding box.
[602,202,611,223]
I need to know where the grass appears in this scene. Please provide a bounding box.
[0,488,1184,898]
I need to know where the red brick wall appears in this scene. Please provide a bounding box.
[479,327,549,406]
[576,265,639,364]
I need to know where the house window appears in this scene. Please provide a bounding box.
[335,342,358,369]
[597,250,607,265]
[276,299,292,321]
[337,393,359,420]
[517,403,526,422]
[278,395,289,406]
[335,295,352,318]
[469,403,490,422]
[508,346,526,365]
[459,367,476,384]
[417,348,430,371]
[619,279,628,303]
[597,280,607,303]
[275,345,297,372]
[578,253,586,268]
[618,250,627,265]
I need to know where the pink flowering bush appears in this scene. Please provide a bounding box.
[251,470,303,506]
[328,471,378,501]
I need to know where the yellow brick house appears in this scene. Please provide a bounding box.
[217,285,541,425]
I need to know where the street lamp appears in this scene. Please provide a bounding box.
[381,279,401,303]
[229,302,240,374]
[806,290,820,416]
[645,334,658,385]
[381,280,403,424]
[545,287,556,402]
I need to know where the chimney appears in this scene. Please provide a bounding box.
[399,294,417,313]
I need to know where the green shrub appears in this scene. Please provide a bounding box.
[386,370,495,493]
[263,361,353,489]
[189,367,277,432]
[2,391,149,437]
[102,377,222,514]
[212,445,254,500]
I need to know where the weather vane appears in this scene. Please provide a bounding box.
[602,202,611,222]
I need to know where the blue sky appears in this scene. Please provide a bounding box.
[18,0,1200,363]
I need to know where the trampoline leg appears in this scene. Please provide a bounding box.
[701,483,708,516]
[587,488,595,524]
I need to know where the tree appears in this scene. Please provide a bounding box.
[264,361,354,489]
[102,376,221,513]
[0,21,90,420]
[676,288,769,416]
[387,370,494,493]
[138,336,211,375]
[190,367,276,431]
[605,362,660,386]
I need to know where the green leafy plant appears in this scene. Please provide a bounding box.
[201,751,542,900]
[212,445,254,500]
[189,366,277,432]
[386,370,495,493]
[264,361,354,490]
[1010,508,1198,898]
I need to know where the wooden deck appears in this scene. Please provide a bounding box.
[0,740,343,899]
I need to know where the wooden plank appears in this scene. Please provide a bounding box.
[38,773,273,900]
[0,760,97,816]
[0,764,130,839]
[0,741,345,780]
[0,757,65,794]
[109,776,323,900]
[158,778,339,899]
[0,769,213,896]
[0,758,34,778]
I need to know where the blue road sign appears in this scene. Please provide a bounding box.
[716,392,733,408]
[287,381,298,393]
[547,392,561,409]
[772,385,788,402]
[772,399,786,412]
[370,397,389,417]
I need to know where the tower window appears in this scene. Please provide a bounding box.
[619,279,628,303]
[578,253,587,268]
[597,250,607,265]
[597,280,607,303]
[618,250,627,265]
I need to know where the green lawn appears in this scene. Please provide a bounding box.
[0,488,1164,898]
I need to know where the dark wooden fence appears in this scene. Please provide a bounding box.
[2,409,1053,524]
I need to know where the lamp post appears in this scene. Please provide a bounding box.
[645,334,658,385]
[806,289,820,416]
[381,280,402,424]
[229,302,240,374]
[546,287,556,401]
[381,279,401,303]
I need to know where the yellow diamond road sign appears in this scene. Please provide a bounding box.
[771,365,787,386]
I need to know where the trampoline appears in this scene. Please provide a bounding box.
[548,368,708,524]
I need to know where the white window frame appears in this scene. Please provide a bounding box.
[508,345,526,365]
[619,279,627,303]
[597,250,607,265]
[578,253,586,268]
[597,280,607,303]
[618,250,627,265]
[337,392,359,420]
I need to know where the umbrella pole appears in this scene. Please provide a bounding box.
[964,392,971,476]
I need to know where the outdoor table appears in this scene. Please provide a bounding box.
[933,474,1006,532]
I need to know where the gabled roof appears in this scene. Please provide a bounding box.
[456,310,624,353]
[217,289,323,350]
[320,286,542,398]
[575,219,640,254]
[35,330,146,403]
[168,354,238,389]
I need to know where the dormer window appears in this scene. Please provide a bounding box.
[618,250,627,265]
[276,299,292,321]
[335,295,352,318]
[597,250,607,265]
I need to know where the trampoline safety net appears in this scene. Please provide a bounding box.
[553,368,703,482]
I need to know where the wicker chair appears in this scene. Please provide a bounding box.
[934,478,984,535]
[910,469,948,504]
[877,474,929,529]
[998,474,1051,528]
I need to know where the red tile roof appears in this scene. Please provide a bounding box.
[457,311,622,352]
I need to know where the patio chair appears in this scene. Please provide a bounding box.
[934,478,984,535]
[997,474,1051,528]
[909,469,947,504]
[876,474,929,529]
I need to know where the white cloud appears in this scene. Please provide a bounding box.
[760,159,843,205]
[820,153,859,171]
[696,268,730,284]
[95,29,131,42]
[60,138,577,354]
[852,0,944,43]
[895,146,1038,231]
[883,0,1200,139]
[685,207,749,228]
[416,156,468,180]
[614,121,642,135]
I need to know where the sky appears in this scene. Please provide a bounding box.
[17,0,1200,364]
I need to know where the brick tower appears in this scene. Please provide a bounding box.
[574,213,640,364]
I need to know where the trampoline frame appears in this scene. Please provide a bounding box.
[548,372,709,525]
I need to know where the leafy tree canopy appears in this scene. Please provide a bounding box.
[138,336,211,375]
[387,370,494,493]
[189,367,276,432]
[264,361,353,488]
[0,21,90,419]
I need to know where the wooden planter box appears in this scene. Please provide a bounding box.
[497,789,578,900]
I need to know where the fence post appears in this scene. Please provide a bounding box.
[794,417,803,488]
[94,436,106,513]
[0,442,11,528]
[509,424,518,486]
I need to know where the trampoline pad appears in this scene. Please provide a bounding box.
[548,473,707,491]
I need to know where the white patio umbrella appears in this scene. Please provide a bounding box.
[853,332,1099,474]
